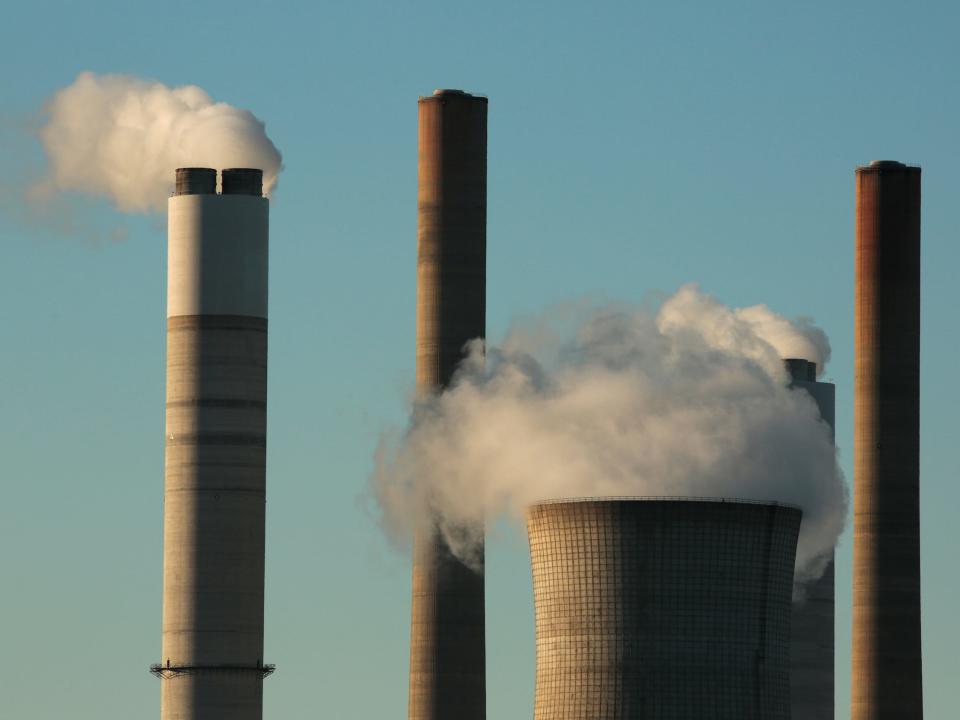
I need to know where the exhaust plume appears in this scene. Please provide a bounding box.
[372,284,846,584]
[35,72,282,213]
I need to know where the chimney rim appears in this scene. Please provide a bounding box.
[784,357,818,382]
[220,167,264,197]
[419,89,488,102]
[856,159,921,172]
[174,167,217,196]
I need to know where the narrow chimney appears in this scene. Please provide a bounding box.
[408,90,488,720]
[785,358,836,720]
[852,160,923,719]
[222,168,264,196]
[175,167,216,195]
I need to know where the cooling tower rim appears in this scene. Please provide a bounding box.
[529,496,801,511]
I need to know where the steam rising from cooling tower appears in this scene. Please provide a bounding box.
[373,284,846,584]
[35,72,282,213]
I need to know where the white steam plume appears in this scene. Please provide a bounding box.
[372,284,846,585]
[34,72,282,213]
[658,287,831,376]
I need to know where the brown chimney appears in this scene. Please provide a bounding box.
[852,160,923,719]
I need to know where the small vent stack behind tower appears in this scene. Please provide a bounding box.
[785,358,836,720]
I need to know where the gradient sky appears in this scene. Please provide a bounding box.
[2,1,958,718]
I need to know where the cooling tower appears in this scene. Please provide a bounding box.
[852,160,923,719]
[528,498,802,720]
[152,167,271,720]
[785,358,836,720]
[408,89,488,720]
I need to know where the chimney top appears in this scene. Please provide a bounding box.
[221,168,263,196]
[784,358,817,383]
[421,89,487,103]
[175,167,216,196]
[857,159,920,173]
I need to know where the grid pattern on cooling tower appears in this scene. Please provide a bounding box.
[527,500,800,720]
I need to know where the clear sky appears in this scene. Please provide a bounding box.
[1,1,958,717]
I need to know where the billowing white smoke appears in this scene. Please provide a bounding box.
[35,72,282,213]
[372,284,846,585]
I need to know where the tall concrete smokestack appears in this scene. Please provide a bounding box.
[408,89,487,720]
[527,498,801,719]
[785,358,836,720]
[853,160,922,719]
[152,167,272,720]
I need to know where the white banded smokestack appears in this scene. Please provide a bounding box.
[153,168,271,720]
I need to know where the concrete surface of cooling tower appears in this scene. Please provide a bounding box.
[527,498,801,720]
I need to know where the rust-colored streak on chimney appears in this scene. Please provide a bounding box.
[853,160,923,719]
[409,89,487,720]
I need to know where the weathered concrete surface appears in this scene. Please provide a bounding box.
[167,195,269,318]
[853,161,923,719]
[528,499,801,720]
[161,670,264,720]
[408,90,487,720]
[792,559,836,719]
[160,174,270,720]
[786,359,836,720]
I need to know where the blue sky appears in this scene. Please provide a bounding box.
[1,1,958,717]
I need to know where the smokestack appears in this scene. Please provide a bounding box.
[785,358,836,720]
[853,160,922,718]
[527,498,801,719]
[152,168,271,720]
[408,89,488,720]
[175,167,217,196]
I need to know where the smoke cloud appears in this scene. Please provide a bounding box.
[372,284,846,584]
[35,72,282,213]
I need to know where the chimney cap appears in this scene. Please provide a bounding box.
[857,159,920,172]
[420,89,488,102]
[221,168,263,196]
[784,357,817,382]
[174,167,216,196]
